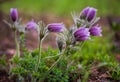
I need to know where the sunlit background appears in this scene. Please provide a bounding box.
[1,0,120,16]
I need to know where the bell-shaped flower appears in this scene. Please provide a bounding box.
[26,20,37,30]
[47,23,64,32]
[89,25,102,36]
[10,8,18,22]
[74,27,90,41]
[80,7,97,22]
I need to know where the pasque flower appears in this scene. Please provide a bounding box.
[10,8,18,22]
[47,23,64,32]
[26,20,37,30]
[74,27,90,41]
[80,7,97,22]
[89,25,102,36]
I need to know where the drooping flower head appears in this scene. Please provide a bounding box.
[89,25,102,36]
[74,27,90,41]
[26,20,37,30]
[10,8,18,22]
[47,23,64,32]
[80,7,97,22]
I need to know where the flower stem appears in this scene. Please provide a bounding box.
[34,33,48,82]
[43,54,61,59]
[33,36,42,82]
[35,36,42,72]
[48,53,64,71]
[79,41,86,51]
[42,51,64,80]
[35,33,48,72]
[14,30,20,57]
[65,41,86,66]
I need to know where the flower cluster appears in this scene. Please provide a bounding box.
[52,7,102,52]
[8,7,102,53]
[73,25,102,42]
[70,7,102,43]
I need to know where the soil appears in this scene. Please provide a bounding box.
[0,70,10,82]
[88,67,119,82]
[0,68,119,82]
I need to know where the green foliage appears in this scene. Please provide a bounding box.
[0,55,7,66]
[0,55,7,70]
[111,22,120,31]
[111,65,120,80]
[46,68,69,82]
[8,37,120,82]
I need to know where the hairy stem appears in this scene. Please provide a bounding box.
[14,30,20,57]
[35,33,48,72]
[34,33,48,82]
[43,54,61,59]
[48,53,64,71]
[35,36,41,73]
[42,51,64,81]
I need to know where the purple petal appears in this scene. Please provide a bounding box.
[74,27,90,37]
[80,7,90,19]
[26,21,37,30]
[47,23,64,32]
[10,8,18,22]
[76,36,90,41]
[87,7,97,21]
[89,25,102,36]
[80,7,97,22]
[74,27,90,41]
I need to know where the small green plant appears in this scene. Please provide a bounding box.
[111,65,120,80]
[0,55,8,71]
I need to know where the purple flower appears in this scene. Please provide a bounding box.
[47,23,64,32]
[74,27,90,41]
[89,25,102,36]
[80,7,97,22]
[10,8,18,22]
[26,20,37,30]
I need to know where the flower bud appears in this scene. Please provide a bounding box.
[80,7,97,22]
[10,8,18,22]
[57,37,66,53]
[47,23,64,32]
[89,25,102,36]
[74,27,90,41]
[56,33,66,53]
[26,20,37,30]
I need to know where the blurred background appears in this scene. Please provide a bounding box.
[0,0,120,58]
